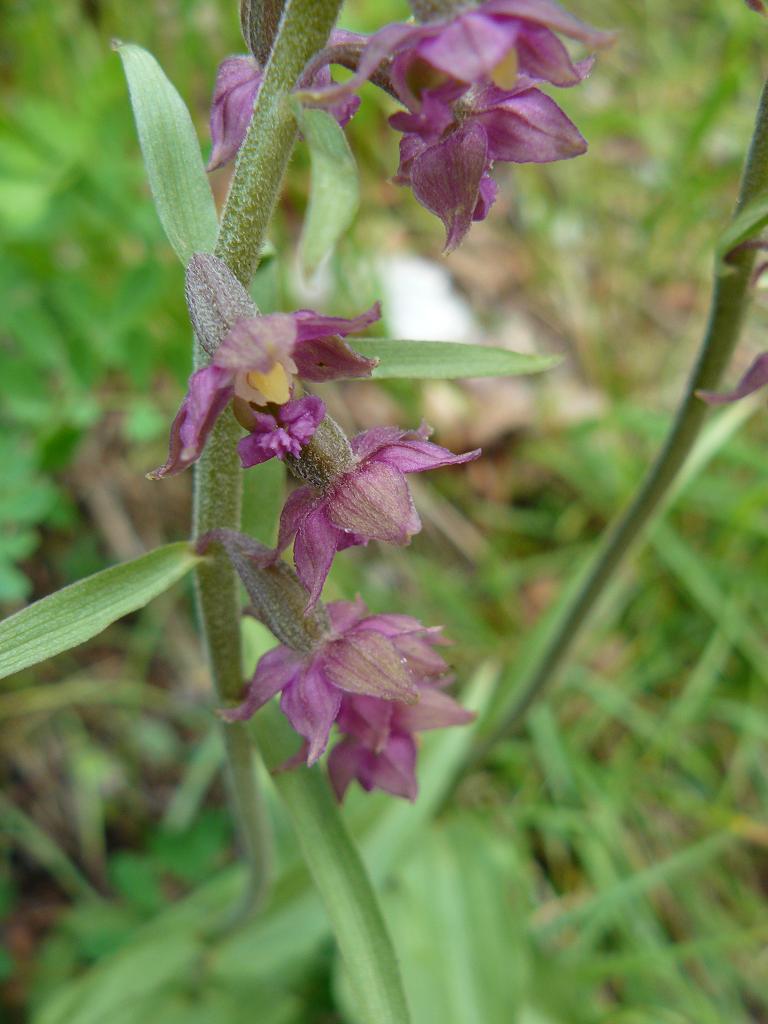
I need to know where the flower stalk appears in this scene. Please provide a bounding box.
[472,76,768,762]
[192,0,345,919]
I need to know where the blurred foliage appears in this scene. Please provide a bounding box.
[3,0,768,1022]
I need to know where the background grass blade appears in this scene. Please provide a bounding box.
[349,339,560,379]
[115,42,219,264]
[0,543,201,679]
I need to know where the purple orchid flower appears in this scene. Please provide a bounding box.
[393,81,587,250]
[303,0,612,103]
[328,680,474,801]
[149,256,379,480]
[277,424,480,609]
[208,32,362,172]
[298,0,611,250]
[221,597,470,769]
[327,612,474,800]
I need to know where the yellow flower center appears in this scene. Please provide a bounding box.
[492,49,518,90]
[246,363,291,405]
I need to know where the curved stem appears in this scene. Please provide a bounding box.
[473,77,768,762]
[192,0,344,920]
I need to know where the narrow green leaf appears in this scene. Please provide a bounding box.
[0,543,201,680]
[115,42,219,264]
[716,192,768,264]
[293,103,359,275]
[256,709,411,1024]
[349,339,560,380]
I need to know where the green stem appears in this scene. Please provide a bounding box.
[216,0,345,285]
[473,77,768,761]
[193,0,344,919]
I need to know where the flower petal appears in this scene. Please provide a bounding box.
[277,486,320,552]
[292,303,382,343]
[395,686,475,732]
[148,365,234,479]
[219,645,304,722]
[327,462,421,544]
[410,123,489,253]
[417,12,517,83]
[350,426,412,462]
[293,503,346,610]
[481,0,615,50]
[371,435,482,475]
[327,597,369,635]
[214,314,299,374]
[512,23,582,87]
[475,87,586,163]
[358,734,419,801]
[327,737,366,801]
[474,173,498,222]
[208,56,263,171]
[292,335,377,382]
[280,662,341,764]
[321,631,419,702]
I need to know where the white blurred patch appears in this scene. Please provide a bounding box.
[376,255,477,342]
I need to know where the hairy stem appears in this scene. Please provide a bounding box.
[193,0,344,918]
[473,77,768,762]
[216,0,345,285]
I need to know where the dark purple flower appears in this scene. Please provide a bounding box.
[208,32,362,172]
[237,395,326,468]
[150,304,379,480]
[328,683,474,801]
[697,352,768,405]
[298,0,611,250]
[220,597,464,765]
[277,424,480,608]
[395,81,587,249]
[306,0,612,102]
[326,609,474,800]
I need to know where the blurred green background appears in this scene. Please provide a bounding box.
[3,0,768,1021]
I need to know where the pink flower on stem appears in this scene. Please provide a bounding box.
[299,0,612,249]
[277,424,481,609]
[222,598,472,775]
[149,257,379,479]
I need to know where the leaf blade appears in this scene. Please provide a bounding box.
[116,42,219,265]
[0,543,201,680]
[294,104,359,276]
[255,707,411,1024]
[349,339,560,380]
